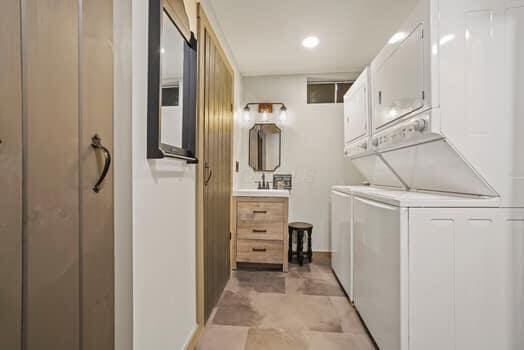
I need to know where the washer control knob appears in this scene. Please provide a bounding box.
[372,137,379,147]
[413,119,426,132]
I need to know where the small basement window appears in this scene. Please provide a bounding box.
[307,81,353,104]
[161,86,180,106]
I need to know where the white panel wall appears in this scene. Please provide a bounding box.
[237,75,364,251]
[132,0,196,348]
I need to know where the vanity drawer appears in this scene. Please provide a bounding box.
[237,222,283,240]
[237,201,285,224]
[236,239,283,264]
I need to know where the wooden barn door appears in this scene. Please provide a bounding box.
[197,7,234,321]
[0,1,114,349]
[0,1,23,348]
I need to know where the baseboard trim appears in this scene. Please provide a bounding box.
[184,324,204,350]
[313,251,331,258]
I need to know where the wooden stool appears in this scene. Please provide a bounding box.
[288,222,313,266]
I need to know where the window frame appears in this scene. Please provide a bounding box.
[306,80,354,104]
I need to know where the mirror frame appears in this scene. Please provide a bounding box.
[147,0,198,163]
[248,123,282,172]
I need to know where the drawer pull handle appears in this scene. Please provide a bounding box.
[252,248,267,252]
[252,229,267,233]
[253,210,267,214]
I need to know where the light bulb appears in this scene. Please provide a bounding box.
[279,106,287,122]
[243,106,251,122]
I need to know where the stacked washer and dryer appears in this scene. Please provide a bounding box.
[330,0,524,349]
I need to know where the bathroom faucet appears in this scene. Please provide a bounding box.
[257,173,270,189]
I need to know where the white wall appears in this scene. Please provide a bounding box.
[237,75,364,251]
[114,0,133,349]
[130,1,243,349]
[132,0,197,348]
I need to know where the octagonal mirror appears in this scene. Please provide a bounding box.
[249,123,281,172]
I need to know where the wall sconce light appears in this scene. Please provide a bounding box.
[242,102,288,123]
[279,105,287,122]
[243,105,251,122]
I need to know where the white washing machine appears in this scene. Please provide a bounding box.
[340,0,524,348]
[330,185,389,300]
[330,186,356,299]
[350,187,524,350]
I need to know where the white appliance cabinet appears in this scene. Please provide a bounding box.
[352,188,524,350]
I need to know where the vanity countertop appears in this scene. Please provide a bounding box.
[233,189,290,198]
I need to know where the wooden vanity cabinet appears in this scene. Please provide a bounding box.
[231,196,289,272]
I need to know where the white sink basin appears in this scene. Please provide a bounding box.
[233,189,290,198]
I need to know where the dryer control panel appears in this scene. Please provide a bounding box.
[371,115,438,151]
[345,139,370,158]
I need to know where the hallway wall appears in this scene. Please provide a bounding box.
[114,0,133,349]
[237,74,364,252]
[131,0,242,348]
[132,0,197,348]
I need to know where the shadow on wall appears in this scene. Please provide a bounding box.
[147,159,195,182]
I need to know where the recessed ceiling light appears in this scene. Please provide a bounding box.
[302,36,319,49]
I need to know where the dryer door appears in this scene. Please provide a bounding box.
[344,68,369,145]
[372,23,425,130]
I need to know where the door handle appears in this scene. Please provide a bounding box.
[204,161,213,186]
[91,134,111,193]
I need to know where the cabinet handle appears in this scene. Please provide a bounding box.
[91,134,111,193]
[253,210,267,214]
[378,91,382,105]
[204,161,213,186]
[252,229,267,233]
[252,248,267,252]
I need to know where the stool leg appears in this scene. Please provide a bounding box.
[288,227,293,262]
[298,230,304,266]
[307,228,313,262]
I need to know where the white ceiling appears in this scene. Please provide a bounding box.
[207,0,418,76]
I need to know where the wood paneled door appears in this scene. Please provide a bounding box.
[197,6,235,322]
[0,1,114,349]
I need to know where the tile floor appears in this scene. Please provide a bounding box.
[197,254,376,350]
